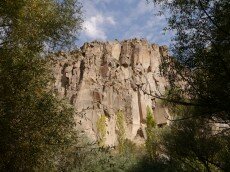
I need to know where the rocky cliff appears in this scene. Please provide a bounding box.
[50,39,171,146]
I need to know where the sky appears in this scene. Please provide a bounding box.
[78,0,174,47]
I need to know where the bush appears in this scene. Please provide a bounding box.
[96,114,107,147]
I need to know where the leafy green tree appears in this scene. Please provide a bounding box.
[162,114,228,171]
[71,145,139,172]
[0,0,82,171]
[149,0,230,171]
[145,106,156,160]
[116,110,126,153]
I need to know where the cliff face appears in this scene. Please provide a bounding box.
[50,39,170,146]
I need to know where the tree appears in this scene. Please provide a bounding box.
[0,0,82,171]
[116,110,126,153]
[151,0,230,123]
[145,106,157,160]
[148,0,230,171]
[162,112,229,171]
[96,114,107,147]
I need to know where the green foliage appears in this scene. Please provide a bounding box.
[123,139,139,155]
[70,138,146,172]
[96,114,107,147]
[152,0,230,122]
[71,111,142,172]
[161,116,229,172]
[149,0,230,171]
[129,156,172,172]
[0,0,82,171]
[116,110,126,153]
[146,106,156,129]
[145,106,157,160]
[71,145,139,172]
[0,0,82,52]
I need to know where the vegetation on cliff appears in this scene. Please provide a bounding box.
[148,0,230,171]
[116,110,126,153]
[96,114,107,147]
[145,106,157,160]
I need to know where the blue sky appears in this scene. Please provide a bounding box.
[78,0,174,47]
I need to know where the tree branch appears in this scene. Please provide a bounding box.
[198,0,230,36]
[139,85,206,107]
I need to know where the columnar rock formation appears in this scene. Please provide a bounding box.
[50,39,171,146]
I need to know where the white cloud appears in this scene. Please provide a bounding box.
[136,1,154,15]
[77,0,173,46]
[106,16,116,25]
[83,14,116,40]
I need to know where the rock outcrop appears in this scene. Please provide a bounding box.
[50,39,171,146]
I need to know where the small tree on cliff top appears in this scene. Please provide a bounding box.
[0,0,82,171]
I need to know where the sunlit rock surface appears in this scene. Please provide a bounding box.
[50,39,171,146]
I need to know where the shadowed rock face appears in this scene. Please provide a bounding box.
[50,39,170,146]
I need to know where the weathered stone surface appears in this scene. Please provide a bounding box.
[51,39,170,146]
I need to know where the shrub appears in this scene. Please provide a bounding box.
[116,110,126,153]
[96,114,107,147]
